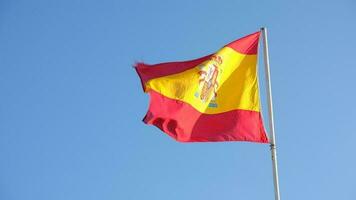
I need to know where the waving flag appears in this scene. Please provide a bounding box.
[135,31,268,143]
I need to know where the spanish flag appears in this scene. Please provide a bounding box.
[135,31,268,143]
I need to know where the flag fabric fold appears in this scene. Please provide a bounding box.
[135,31,269,143]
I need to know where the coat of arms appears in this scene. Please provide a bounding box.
[194,55,223,108]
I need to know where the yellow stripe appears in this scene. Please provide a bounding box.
[146,47,261,114]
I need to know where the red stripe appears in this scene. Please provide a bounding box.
[135,31,260,91]
[143,90,269,143]
[135,54,211,91]
[225,31,260,55]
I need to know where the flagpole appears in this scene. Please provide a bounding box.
[260,27,281,200]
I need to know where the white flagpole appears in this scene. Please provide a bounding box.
[261,27,281,200]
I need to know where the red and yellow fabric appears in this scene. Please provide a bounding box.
[135,31,269,143]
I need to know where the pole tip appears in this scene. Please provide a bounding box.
[260,27,266,31]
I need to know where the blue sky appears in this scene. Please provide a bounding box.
[1,0,356,200]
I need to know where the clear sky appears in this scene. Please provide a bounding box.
[1,0,356,200]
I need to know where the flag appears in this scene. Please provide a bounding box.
[135,31,269,143]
